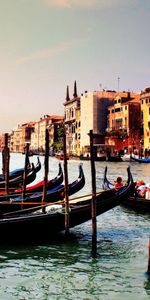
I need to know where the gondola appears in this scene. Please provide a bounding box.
[0,166,134,243]
[0,158,41,190]
[130,155,150,163]
[0,164,37,189]
[106,154,123,162]
[102,166,150,213]
[0,164,85,214]
[0,159,31,182]
[15,162,63,194]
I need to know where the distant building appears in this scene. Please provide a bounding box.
[10,122,35,153]
[140,87,150,151]
[106,92,141,153]
[30,115,64,153]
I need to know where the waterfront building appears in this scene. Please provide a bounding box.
[80,90,117,156]
[10,125,23,153]
[140,87,150,152]
[10,122,35,153]
[106,92,140,153]
[30,115,64,153]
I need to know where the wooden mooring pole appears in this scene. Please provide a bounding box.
[22,143,30,199]
[2,133,10,195]
[89,130,97,255]
[42,129,49,213]
[63,125,69,236]
[147,237,150,274]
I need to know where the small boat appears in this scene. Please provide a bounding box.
[121,195,150,213]
[0,164,36,189]
[130,155,150,163]
[80,154,106,161]
[0,164,85,214]
[102,166,150,213]
[121,154,131,162]
[106,154,123,162]
[0,167,134,243]
[102,166,131,190]
[0,163,63,196]
[55,151,69,160]
[0,160,31,182]
[0,158,41,190]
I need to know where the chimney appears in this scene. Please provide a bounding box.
[127,91,130,99]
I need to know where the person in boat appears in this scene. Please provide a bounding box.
[136,180,146,197]
[145,183,150,199]
[114,176,123,189]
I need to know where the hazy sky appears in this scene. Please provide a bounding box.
[0,0,150,133]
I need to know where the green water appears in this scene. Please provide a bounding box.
[0,154,149,299]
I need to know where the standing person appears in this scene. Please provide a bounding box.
[145,148,148,158]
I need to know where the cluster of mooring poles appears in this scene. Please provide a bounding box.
[2,128,97,255]
[62,128,97,255]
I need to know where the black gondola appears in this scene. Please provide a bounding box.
[0,164,85,214]
[0,160,31,182]
[102,166,150,213]
[0,162,63,196]
[0,166,134,243]
[13,162,63,194]
[0,158,41,190]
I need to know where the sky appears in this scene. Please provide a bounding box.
[0,0,150,133]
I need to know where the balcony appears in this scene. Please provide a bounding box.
[105,128,128,138]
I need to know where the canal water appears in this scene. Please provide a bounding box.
[0,153,149,300]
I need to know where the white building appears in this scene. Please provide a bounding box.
[80,90,117,153]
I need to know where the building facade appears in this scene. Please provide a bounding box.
[140,87,150,152]
[106,92,141,153]
[30,115,64,153]
[80,90,117,156]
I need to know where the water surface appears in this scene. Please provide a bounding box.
[0,154,149,300]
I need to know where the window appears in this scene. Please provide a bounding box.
[141,111,143,120]
[115,107,121,112]
[125,106,127,110]
[116,119,123,130]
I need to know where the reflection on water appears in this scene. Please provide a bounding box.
[0,154,149,299]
